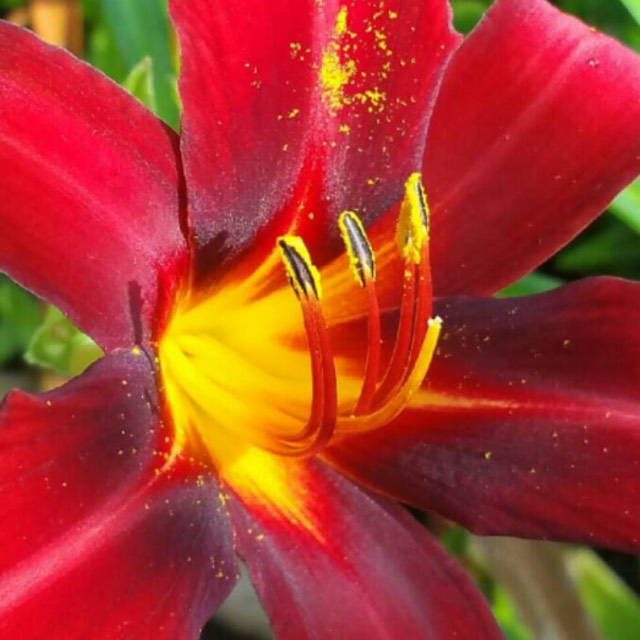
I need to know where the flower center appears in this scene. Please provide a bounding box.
[159,173,441,465]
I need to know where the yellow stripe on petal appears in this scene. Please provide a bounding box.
[221,447,327,545]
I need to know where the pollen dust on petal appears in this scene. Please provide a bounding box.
[318,5,389,117]
[319,6,356,115]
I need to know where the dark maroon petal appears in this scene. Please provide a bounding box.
[0,22,185,350]
[329,278,640,553]
[424,0,640,295]
[224,456,500,639]
[0,350,236,639]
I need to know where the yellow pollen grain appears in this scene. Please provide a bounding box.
[319,6,356,115]
[335,5,348,35]
[354,88,387,113]
[320,49,356,114]
[374,30,388,49]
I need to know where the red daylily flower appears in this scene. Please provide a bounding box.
[0,0,639,637]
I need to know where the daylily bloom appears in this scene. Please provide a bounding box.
[0,0,639,637]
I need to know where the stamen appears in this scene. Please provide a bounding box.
[406,176,433,370]
[274,236,337,457]
[373,173,432,407]
[338,211,381,415]
[337,317,442,433]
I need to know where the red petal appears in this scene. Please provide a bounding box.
[424,0,640,295]
[0,23,185,350]
[329,278,640,552]
[222,454,500,639]
[0,350,236,639]
[171,1,459,271]
[170,0,320,264]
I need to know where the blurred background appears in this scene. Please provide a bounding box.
[0,0,638,638]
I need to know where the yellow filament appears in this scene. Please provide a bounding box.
[336,316,442,434]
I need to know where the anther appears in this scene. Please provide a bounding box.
[339,211,376,286]
[396,172,429,264]
[278,236,322,300]
[338,211,381,414]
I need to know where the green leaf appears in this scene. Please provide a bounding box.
[96,0,179,128]
[451,1,490,33]
[570,549,640,640]
[0,277,41,366]
[25,307,102,377]
[122,57,158,113]
[619,0,640,27]
[440,525,468,557]
[0,0,24,11]
[492,587,533,640]
[85,21,127,81]
[498,272,563,297]
[610,178,640,235]
[554,220,640,276]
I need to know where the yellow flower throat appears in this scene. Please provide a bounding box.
[159,174,441,469]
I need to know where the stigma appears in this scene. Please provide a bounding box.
[159,173,441,464]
